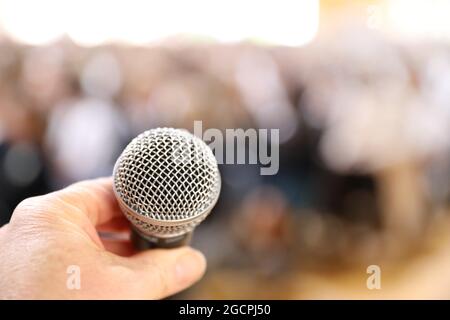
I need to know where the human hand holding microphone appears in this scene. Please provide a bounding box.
[0,128,220,299]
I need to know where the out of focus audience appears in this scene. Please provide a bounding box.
[0,25,449,298]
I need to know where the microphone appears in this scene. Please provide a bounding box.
[112,128,221,249]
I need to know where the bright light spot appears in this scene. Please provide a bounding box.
[387,0,450,40]
[0,0,319,46]
[46,98,124,181]
[0,0,66,45]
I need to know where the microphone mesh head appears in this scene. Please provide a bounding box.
[113,128,221,238]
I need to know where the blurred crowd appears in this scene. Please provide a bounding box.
[0,26,449,298]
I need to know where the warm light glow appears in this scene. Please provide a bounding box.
[0,0,319,46]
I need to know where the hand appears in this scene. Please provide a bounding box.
[0,177,206,299]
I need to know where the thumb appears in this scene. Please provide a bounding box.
[123,247,207,299]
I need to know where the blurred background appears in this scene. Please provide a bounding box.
[0,0,449,299]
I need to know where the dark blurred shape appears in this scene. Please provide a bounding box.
[0,142,50,225]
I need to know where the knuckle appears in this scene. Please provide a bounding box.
[15,196,41,212]
[11,195,60,226]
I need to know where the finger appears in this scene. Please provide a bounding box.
[51,177,123,226]
[124,247,207,299]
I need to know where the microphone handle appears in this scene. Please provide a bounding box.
[131,227,193,250]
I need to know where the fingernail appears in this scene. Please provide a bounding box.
[175,250,206,284]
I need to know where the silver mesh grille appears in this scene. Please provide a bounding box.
[113,128,221,237]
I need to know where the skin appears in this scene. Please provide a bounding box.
[0,177,206,299]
